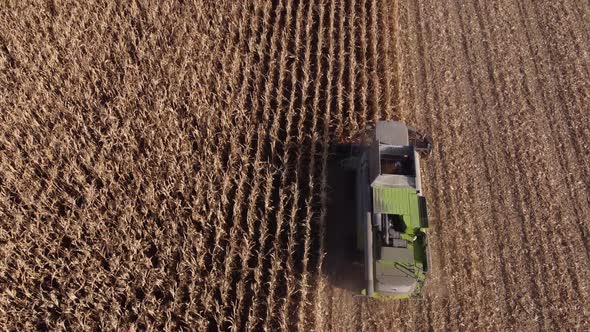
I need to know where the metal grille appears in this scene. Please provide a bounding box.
[390,229,408,248]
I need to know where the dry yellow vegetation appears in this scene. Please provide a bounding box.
[1,0,589,331]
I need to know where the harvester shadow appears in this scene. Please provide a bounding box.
[323,145,365,294]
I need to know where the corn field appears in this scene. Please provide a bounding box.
[1,0,589,331]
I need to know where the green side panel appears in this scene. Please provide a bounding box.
[407,192,420,229]
[372,186,421,230]
[372,185,429,288]
[373,186,413,215]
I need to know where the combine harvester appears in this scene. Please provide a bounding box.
[347,121,432,299]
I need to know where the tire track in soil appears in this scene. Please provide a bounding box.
[464,1,552,329]
[426,3,486,328]
[543,0,590,274]
[525,2,590,325]
[565,0,590,45]
[548,3,590,191]
[537,2,590,182]
[516,0,590,266]
[558,2,590,176]
[555,2,590,81]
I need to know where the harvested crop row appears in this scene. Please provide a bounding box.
[325,0,590,331]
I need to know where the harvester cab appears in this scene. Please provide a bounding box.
[355,121,432,299]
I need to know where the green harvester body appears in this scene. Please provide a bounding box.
[356,121,431,299]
